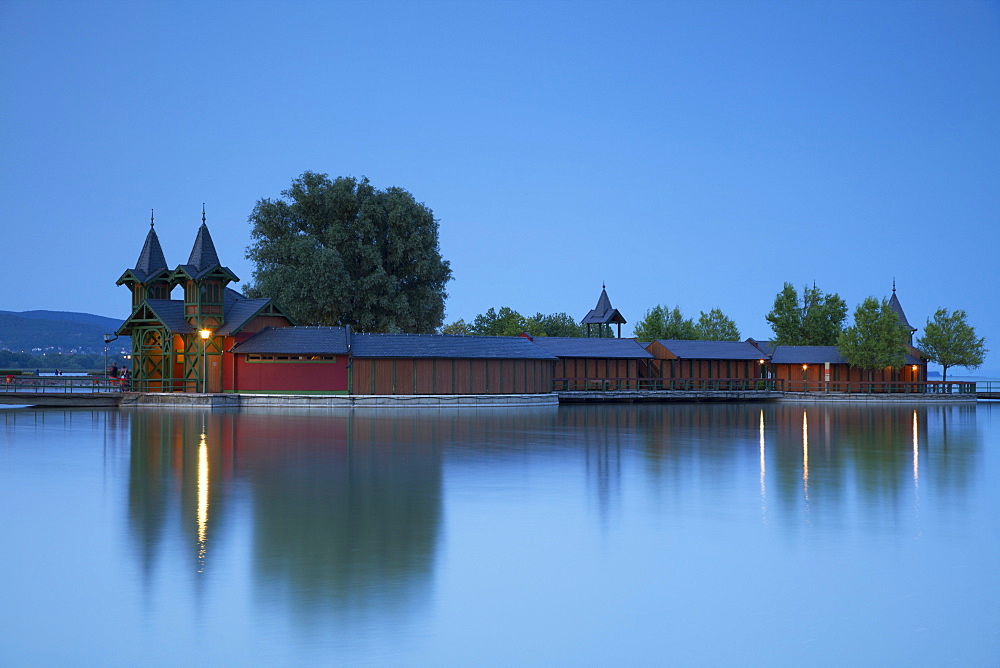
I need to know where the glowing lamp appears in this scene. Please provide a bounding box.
[199,329,212,340]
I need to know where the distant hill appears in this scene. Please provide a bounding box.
[0,310,129,354]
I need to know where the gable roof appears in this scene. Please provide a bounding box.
[746,338,775,356]
[654,340,768,360]
[581,286,626,325]
[527,336,652,359]
[116,299,193,336]
[231,326,349,354]
[350,333,558,360]
[214,289,289,335]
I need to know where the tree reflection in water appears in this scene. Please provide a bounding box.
[124,402,982,634]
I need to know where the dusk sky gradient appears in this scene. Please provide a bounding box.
[2,0,998,371]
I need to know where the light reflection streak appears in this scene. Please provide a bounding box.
[197,430,209,571]
[912,409,919,486]
[802,410,809,501]
[759,409,766,504]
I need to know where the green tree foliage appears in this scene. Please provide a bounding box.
[244,172,452,332]
[470,307,528,337]
[837,297,910,380]
[445,308,585,337]
[916,308,987,383]
[632,305,697,341]
[694,308,741,341]
[766,282,847,345]
[526,312,585,337]
[440,319,471,335]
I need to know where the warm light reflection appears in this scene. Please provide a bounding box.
[802,410,810,499]
[197,431,209,570]
[912,409,919,485]
[759,409,767,514]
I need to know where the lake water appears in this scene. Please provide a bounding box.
[1,401,998,666]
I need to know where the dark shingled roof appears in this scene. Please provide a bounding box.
[231,327,349,354]
[143,299,192,334]
[888,290,917,332]
[528,336,652,359]
[770,345,922,365]
[215,289,276,335]
[173,222,239,281]
[133,225,169,282]
[187,222,221,272]
[746,338,775,356]
[350,333,558,359]
[581,287,626,325]
[770,346,848,364]
[655,340,768,360]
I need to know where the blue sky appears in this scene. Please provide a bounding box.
[2,0,998,371]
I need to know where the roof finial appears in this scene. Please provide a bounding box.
[202,203,206,225]
[150,209,154,228]
[602,282,606,290]
[892,277,896,293]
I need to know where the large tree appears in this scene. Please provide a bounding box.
[766,282,847,345]
[916,308,987,383]
[694,308,741,341]
[244,172,452,332]
[837,297,910,380]
[632,305,698,341]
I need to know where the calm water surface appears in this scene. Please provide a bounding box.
[1,401,998,665]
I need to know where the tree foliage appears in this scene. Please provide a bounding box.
[244,172,452,332]
[632,305,697,341]
[445,308,585,337]
[695,308,741,341]
[837,297,910,379]
[916,308,987,382]
[766,282,847,345]
[633,305,740,341]
[526,312,585,337]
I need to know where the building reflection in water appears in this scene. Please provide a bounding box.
[126,408,448,631]
[634,401,979,525]
[124,402,982,629]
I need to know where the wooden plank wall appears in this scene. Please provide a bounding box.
[351,359,554,395]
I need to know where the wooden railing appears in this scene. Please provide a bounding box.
[554,377,780,392]
[781,380,976,394]
[554,377,978,395]
[1,375,128,393]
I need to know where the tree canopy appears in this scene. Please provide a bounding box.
[632,305,739,341]
[244,172,452,332]
[443,308,584,337]
[916,308,987,382]
[695,308,741,341]
[766,282,847,345]
[632,305,696,341]
[837,296,910,379]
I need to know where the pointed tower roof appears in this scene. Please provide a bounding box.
[133,223,169,282]
[581,284,626,325]
[186,221,221,274]
[889,282,917,333]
